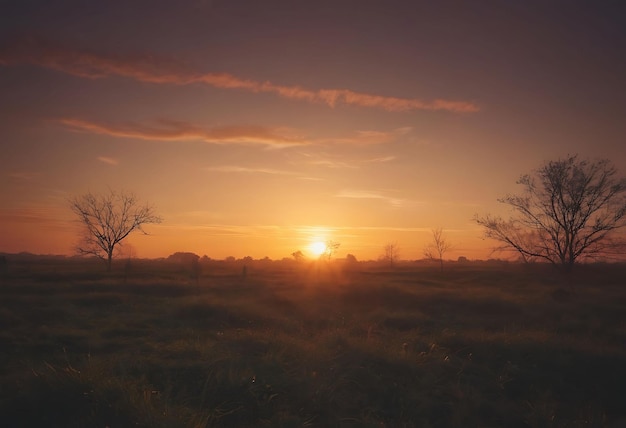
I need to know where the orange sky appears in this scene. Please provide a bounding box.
[1,1,625,261]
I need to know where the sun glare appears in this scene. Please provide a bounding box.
[309,241,327,257]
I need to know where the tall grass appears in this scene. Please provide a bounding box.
[1,261,625,427]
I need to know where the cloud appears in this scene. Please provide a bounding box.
[296,150,396,170]
[0,206,74,230]
[159,222,431,239]
[205,165,325,181]
[317,127,412,146]
[1,39,480,113]
[295,176,325,181]
[58,117,413,152]
[293,225,433,240]
[7,171,39,180]
[363,155,396,163]
[205,165,296,175]
[335,190,406,207]
[307,159,359,169]
[59,118,308,148]
[97,156,119,165]
[296,151,358,169]
[157,222,287,238]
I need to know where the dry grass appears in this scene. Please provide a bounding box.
[1,259,625,427]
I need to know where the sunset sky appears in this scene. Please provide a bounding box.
[1,0,625,261]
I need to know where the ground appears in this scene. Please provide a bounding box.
[1,258,625,427]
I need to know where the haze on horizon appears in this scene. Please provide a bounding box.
[1,1,625,261]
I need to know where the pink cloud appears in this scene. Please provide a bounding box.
[316,127,412,146]
[97,156,119,165]
[59,118,309,148]
[7,171,39,180]
[1,39,480,113]
[205,166,296,175]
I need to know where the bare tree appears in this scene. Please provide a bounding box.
[324,240,341,261]
[423,228,453,272]
[476,155,626,270]
[382,242,400,267]
[69,190,162,271]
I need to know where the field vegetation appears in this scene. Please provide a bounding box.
[1,256,625,427]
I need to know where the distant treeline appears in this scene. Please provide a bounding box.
[2,251,625,274]
[1,251,522,264]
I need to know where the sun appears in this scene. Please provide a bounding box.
[309,241,327,257]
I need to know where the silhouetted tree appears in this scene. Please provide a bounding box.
[167,252,200,265]
[345,253,358,264]
[291,250,305,262]
[324,240,341,260]
[382,242,400,267]
[69,190,161,271]
[476,155,626,270]
[167,252,201,281]
[424,228,452,272]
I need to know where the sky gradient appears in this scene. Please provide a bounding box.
[1,0,625,260]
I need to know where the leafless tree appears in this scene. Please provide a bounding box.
[382,242,400,267]
[69,190,162,271]
[324,240,341,261]
[423,228,453,272]
[476,155,626,270]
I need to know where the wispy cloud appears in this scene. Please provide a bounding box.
[57,117,413,152]
[7,171,39,180]
[157,222,287,238]
[59,118,308,148]
[205,165,296,175]
[317,127,412,146]
[0,206,75,230]
[295,176,326,181]
[335,189,407,207]
[297,150,396,169]
[158,222,432,239]
[363,155,396,163]
[97,156,119,165]
[291,225,434,246]
[205,165,325,181]
[1,39,480,113]
[307,159,359,169]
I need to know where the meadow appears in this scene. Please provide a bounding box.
[1,257,625,427]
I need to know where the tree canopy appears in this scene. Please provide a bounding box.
[476,155,626,269]
[69,190,162,270]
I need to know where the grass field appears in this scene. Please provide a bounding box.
[1,258,625,427]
